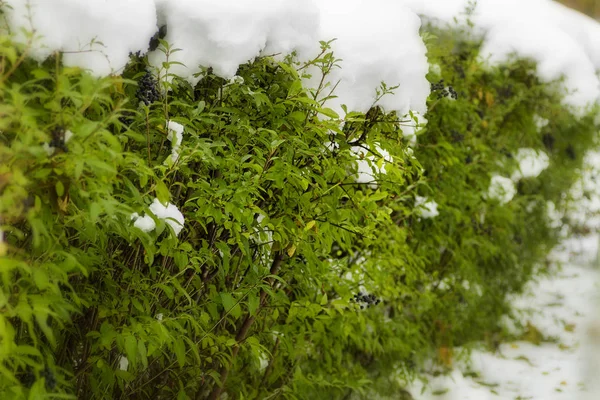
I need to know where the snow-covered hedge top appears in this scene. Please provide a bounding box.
[6,0,600,114]
[400,0,600,110]
[5,0,429,116]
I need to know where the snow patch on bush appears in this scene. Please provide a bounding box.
[149,198,185,236]
[488,175,516,204]
[131,198,185,236]
[130,212,156,233]
[166,120,185,163]
[511,148,549,181]
[351,145,392,186]
[415,196,439,219]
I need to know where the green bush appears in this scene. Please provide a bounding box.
[0,20,597,400]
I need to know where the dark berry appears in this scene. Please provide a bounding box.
[136,70,161,106]
[41,368,56,390]
[542,133,555,151]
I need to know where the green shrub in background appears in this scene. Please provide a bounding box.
[0,14,598,400]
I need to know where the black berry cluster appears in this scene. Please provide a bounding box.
[447,86,458,99]
[436,85,458,100]
[41,367,56,390]
[352,291,380,309]
[430,79,458,100]
[430,79,445,92]
[49,127,68,152]
[136,70,161,106]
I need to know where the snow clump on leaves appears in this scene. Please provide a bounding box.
[511,148,549,180]
[149,198,185,236]
[488,175,516,204]
[166,121,185,163]
[415,196,439,219]
[130,199,185,236]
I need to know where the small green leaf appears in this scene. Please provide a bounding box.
[55,181,65,197]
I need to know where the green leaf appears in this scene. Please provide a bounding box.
[174,338,186,368]
[247,293,260,317]
[125,335,137,367]
[155,180,170,204]
[55,181,65,197]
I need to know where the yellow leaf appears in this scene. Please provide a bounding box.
[304,220,316,231]
[287,244,297,257]
[57,194,69,213]
[438,346,453,367]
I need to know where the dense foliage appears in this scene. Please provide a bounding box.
[1,14,598,400]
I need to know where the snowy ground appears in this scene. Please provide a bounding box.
[407,236,600,400]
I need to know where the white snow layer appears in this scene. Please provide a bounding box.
[5,0,157,76]
[399,0,600,110]
[308,0,430,116]
[150,0,319,81]
[7,0,600,113]
[408,254,600,400]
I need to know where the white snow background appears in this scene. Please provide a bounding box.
[4,0,600,398]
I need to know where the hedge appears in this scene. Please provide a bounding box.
[0,16,597,400]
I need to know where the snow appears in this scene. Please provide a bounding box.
[149,198,185,236]
[415,196,439,219]
[118,355,129,371]
[5,0,157,76]
[351,145,392,186]
[10,0,600,116]
[407,250,600,400]
[399,0,600,111]
[487,175,516,204]
[166,120,184,163]
[130,212,156,233]
[150,0,319,82]
[6,0,429,118]
[400,113,427,145]
[511,148,550,181]
[130,198,185,236]
[308,0,430,117]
